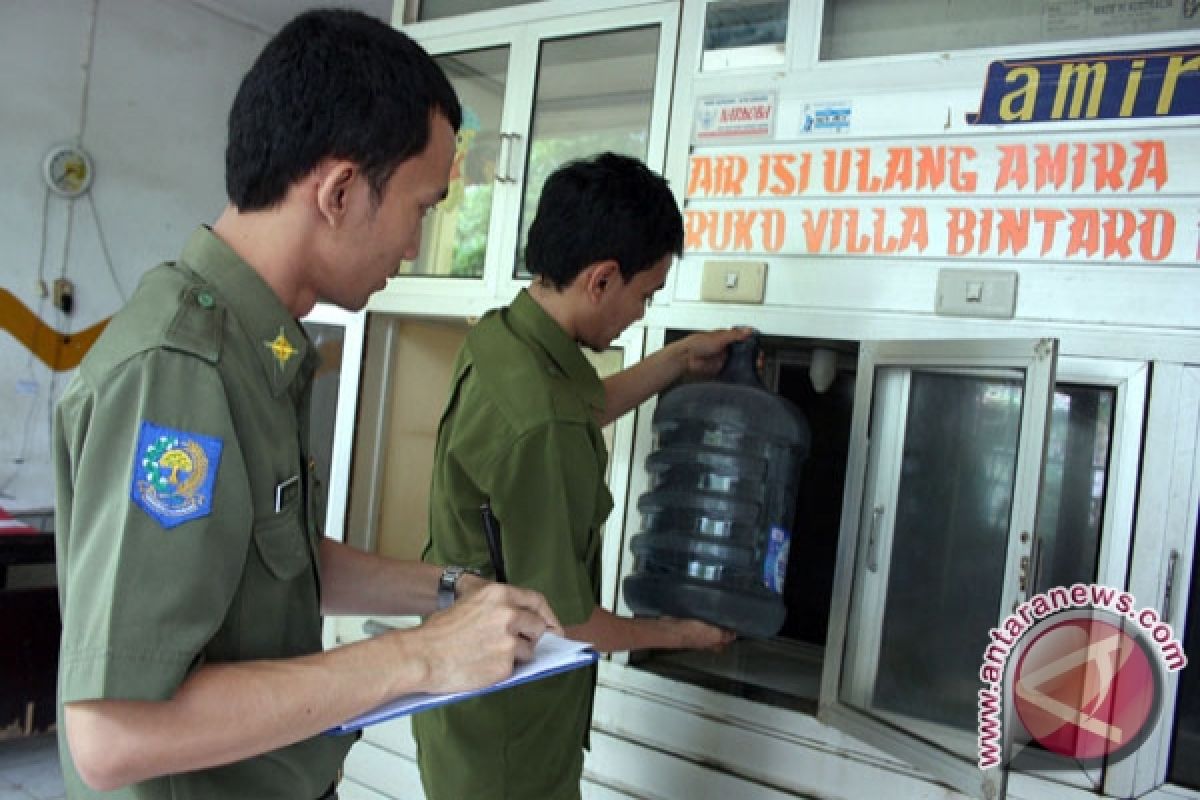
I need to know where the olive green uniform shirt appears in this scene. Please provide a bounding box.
[53,227,354,799]
[414,289,613,800]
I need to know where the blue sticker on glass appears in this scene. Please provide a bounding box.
[130,421,222,529]
[763,526,791,594]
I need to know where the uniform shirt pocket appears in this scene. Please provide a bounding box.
[253,511,310,581]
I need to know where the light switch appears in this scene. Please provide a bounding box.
[701,260,766,303]
[935,269,1018,319]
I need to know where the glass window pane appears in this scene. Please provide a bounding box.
[702,0,788,70]
[416,0,536,21]
[1034,384,1115,593]
[820,0,1200,61]
[514,25,660,278]
[396,47,509,278]
[1168,516,1200,789]
[705,0,788,49]
[848,370,1022,752]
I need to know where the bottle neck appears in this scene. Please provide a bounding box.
[717,335,763,388]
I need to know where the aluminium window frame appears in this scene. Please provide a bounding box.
[819,337,1059,800]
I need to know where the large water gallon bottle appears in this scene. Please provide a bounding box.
[623,333,811,638]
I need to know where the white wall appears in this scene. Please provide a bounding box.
[0,0,268,511]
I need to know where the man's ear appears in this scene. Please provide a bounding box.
[581,260,621,303]
[314,161,359,228]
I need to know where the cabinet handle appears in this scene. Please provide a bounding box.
[495,133,511,182]
[496,132,520,183]
[1163,549,1179,625]
[866,505,883,573]
[1029,534,1042,598]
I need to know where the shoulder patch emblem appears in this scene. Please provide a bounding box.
[130,421,223,529]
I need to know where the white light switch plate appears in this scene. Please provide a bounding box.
[701,260,767,303]
[935,269,1018,319]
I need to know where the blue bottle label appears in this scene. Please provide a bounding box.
[763,526,791,594]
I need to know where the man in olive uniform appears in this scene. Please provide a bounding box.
[53,11,558,800]
[414,153,743,800]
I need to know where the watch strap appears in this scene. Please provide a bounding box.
[436,565,478,610]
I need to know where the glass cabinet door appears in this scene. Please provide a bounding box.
[1108,364,1200,799]
[512,23,663,277]
[399,45,511,279]
[397,3,679,296]
[821,338,1058,800]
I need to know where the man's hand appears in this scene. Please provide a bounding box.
[673,327,753,381]
[400,583,562,695]
[656,616,736,651]
[452,570,489,603]
[60,581,561,792]
[600,326,754,427]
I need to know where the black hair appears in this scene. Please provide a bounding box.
[524,152,683,289]
[225,9,462,211]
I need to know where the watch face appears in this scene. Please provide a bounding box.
[437,566,464,610]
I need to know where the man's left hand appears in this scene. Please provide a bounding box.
[674,327,753,381]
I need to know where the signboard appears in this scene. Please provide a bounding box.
[683,133,1199,265]
[967,45,1200,124]
[694,92,778,144]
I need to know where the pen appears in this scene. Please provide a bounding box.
[479,501,508,584]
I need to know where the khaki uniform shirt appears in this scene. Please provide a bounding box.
[53,227,353,799]
[414,289,613,800]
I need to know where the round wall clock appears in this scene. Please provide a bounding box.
[42,144,94,197]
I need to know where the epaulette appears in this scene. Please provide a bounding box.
[163,285,224,364]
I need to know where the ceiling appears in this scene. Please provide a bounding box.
[191,0,395,33]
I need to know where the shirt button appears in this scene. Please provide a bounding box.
[196,291,214,309]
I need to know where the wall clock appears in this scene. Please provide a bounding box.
[42,144,94,198]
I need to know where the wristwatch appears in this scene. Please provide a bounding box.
[437,565,478,610]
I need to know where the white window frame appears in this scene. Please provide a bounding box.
[302,303,367,545]
[372,23,528,312]
[1000,355,1149,797]
[322,310,475,651]
[1042,357,1148,592]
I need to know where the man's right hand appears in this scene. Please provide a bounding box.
[399,583,561,695]
[656,616,735,651]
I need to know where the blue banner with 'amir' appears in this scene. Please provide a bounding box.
[967,45,1200,125]
[131,421,222,529]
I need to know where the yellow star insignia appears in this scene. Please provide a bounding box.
[264,328,297,370]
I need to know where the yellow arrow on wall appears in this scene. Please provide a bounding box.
[0,288,109,371]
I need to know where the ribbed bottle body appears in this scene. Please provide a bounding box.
[624,377,809,638]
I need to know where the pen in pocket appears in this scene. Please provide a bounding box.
[479,501,507,584]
